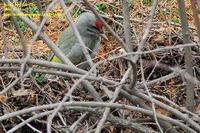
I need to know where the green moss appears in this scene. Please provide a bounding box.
[171,16,181,24]
[130,0,135,8]
[29,6,39,14]
[16,17,26,32]
[142,0,152,6]
[34,73,45,83]
[95,3,106,12]
[72,6,81,17]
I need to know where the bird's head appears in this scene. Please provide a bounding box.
[76,12,103,36]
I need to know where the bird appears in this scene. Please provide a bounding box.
[49,12,104,68]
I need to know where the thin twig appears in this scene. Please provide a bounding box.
[0,101,196,133]
[60,0,95,70]
[82,0,129,52]
[140,56,163,133]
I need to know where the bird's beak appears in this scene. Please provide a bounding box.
[101,33,108,40]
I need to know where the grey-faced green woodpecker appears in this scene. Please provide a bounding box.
[49,12,104,68]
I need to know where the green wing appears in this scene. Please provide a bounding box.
[49,27,77,63]
[49,26,101,65]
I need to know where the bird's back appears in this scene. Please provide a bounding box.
[49,12,102,66]
[49,26,101,65]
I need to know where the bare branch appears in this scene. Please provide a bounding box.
[177,0,195,112]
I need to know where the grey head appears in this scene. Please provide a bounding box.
[75,12,103,37]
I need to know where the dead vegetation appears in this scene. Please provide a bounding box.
[0,0,200,133]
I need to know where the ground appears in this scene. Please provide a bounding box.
[0,0,200,132]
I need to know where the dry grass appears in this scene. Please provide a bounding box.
[0,0,200,132]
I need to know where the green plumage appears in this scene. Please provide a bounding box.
[49,12,101,67]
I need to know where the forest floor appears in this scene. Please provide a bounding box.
[1,0,200,132]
